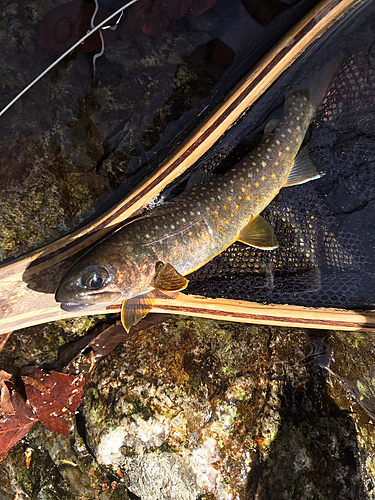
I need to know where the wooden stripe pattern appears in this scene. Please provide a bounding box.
[1,295,375,333]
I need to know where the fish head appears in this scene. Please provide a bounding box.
[55,237,156,311]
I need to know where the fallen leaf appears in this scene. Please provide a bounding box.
[0,389,37,461]
[21,367,84,435]
[39,0,118,54]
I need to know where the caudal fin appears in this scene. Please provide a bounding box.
[287,54,342,113]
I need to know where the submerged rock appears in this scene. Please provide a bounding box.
[80,317,375,500]
[1,317,375,499]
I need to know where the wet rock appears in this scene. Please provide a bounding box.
[0,0,216,261]
[0,421,128,500]
[2,317,375,498]
[79,317,375,499]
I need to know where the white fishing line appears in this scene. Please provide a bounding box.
[0,0,139,117]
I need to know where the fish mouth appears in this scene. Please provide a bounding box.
[56,291,123,311]
[60,302,92,312]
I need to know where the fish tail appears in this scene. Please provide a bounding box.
[287,54,342,113]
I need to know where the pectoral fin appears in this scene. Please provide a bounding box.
[151,262,189,291]
[237,216,278,249]
[284,148,322,187]
[121,292,155,332]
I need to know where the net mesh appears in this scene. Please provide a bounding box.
[185,34,375,309]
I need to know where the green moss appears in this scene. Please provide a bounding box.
[7,446,33,495]
[335,331,367,349]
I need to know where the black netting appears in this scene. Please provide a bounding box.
[183,8,375,310]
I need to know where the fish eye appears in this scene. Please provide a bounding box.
[81,266,110,290]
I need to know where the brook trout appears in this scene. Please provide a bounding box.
[55,60,339,330]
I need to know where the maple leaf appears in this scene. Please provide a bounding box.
[0,385,37,461]
[21,367,84,435]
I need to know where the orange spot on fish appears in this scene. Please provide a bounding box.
[237,195,242,201]
[217,226,222,231]
[223,205,228,211]
[225,220,230,225]
[246,195,251,201]
[261,176,266,181]
[235,204,240,210]
[203,235,209,241]
[196,222,201,227]
[213,210,219,216]
[255,182,259,187]
[271,173,276,179]
[241,187,246,193]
